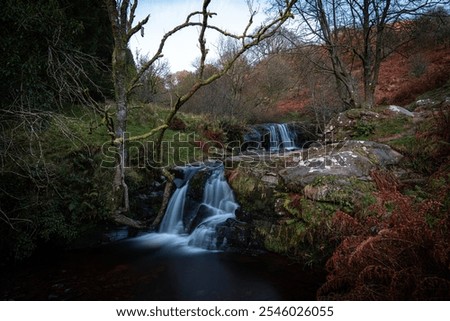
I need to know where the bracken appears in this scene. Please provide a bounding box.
[317,170,450,300]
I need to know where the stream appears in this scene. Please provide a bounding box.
[1,136,325,301]
[1,236,324,300]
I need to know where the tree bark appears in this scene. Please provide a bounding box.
[112,46,130,215]
[151,174,174,229]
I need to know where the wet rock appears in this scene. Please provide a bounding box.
[216,218,263,252]
[186,204,214,233]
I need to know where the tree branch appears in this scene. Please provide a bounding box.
[128,0,139,30]
[120,0,130,30]
[127,14,149,42]
[127,1,295,96]
[198,0,213,78]
[113,123,168,144]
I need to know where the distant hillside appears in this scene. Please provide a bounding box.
[273,16,450,115]
[376,45,450,106]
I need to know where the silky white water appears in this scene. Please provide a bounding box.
[148,163,238,252]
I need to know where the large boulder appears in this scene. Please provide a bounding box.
[279,140,402,193]
[224,139,403,260]
[388,105,414,117]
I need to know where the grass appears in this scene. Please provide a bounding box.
[37,103,215,168]
[351,112,413,141]
[373,115,412,138]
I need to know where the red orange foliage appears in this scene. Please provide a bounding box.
[317,170,450,300]
[378,46,450,106]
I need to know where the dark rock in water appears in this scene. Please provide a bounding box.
[215,218,263,253]
[182,169,210,231]
[187,204,215,233]
[186,169,209,201]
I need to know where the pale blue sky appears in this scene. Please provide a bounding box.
[130,0,268,72]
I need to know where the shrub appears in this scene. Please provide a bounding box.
[352,121,375,139]
[317,170,450,300]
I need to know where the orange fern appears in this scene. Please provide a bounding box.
[318,170,450,300]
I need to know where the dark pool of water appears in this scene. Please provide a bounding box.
[0,233,325,300]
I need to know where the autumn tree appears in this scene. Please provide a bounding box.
[104,0,297,227]
[215,38,252,119]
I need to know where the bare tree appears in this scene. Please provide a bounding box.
[104,0,297,227]
[285,0,444,109]
[134,53,171,104]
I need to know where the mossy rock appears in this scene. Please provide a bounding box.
[303,176,376,213]
[324,109,381,141]
[227,167,278,221]
[254,220,306,256]
[324,107,415,142]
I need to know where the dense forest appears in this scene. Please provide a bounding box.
[1,0,449,300]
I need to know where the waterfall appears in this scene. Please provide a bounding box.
[159,184,188,234]
[267,124,280,152]
[244,123,298,152]
[158,163,238,251]
[276,124,296,151]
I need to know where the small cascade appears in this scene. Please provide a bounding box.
[159,166,201,234]
[158,184,188,234]
[267,125,280,152]
[244,123,298,152]
[158,163,238,251]
[276,123,296,151]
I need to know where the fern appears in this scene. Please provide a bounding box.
[318,170,450,300]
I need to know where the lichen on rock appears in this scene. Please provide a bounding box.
[279,140,402,192]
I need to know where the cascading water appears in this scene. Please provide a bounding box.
[244,123,298,152]
[157,163,238,251]
[267,124,280,152]
[276,123,296,151]
[158,184,188,234]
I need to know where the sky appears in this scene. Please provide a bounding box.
[129,0,269,72]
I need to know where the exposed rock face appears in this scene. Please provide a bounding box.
[279,140,402,192]
[227,140,402,209]
[225,139,403,259]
